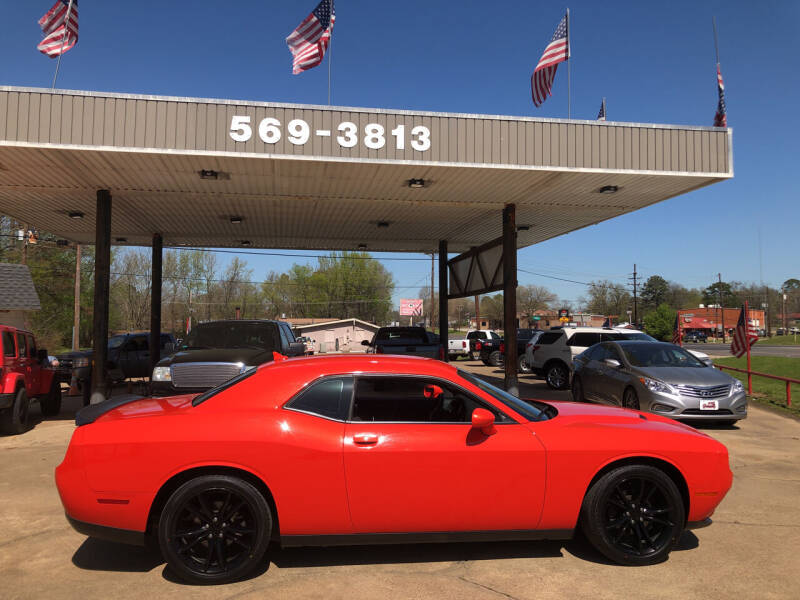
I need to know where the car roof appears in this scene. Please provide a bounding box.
[259,353,458,378]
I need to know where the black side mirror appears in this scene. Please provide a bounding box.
[288,341,306,356]
[37,348,48,362]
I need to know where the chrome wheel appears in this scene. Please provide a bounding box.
[545,363,569,390]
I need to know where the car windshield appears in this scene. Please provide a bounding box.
[181,322,278,350]
[457,370,554,421]
[376,328,430,344]
[620,343,706,368]
[108,335,127,349]
[488,331,501,339]
[621,332,657,341]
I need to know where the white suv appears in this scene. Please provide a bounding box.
[529,327,656,390]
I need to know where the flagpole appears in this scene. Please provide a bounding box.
[745,301,752,394]
[712,16,720,66]
[51,0,75,90]
[566,8,571,120]
[327,35,333,105]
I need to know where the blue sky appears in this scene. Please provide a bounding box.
[2,1,798,307]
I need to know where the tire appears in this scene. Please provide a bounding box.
[40,377,62,417]
[545,362,570,390]
[572,376,585,402]
[580,464,685,566]
[488,351,502,367]
[158,475,272,585]
[517,354,532,374]
[623,387,640,410]
[1,387,30,435]
[448,354,458,362]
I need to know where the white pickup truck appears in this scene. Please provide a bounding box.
[448,330,501,361]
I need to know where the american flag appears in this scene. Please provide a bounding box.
[597,98,606,121]
[672,314,682,345]
[286,0,335,75]
[730,305,758,358]
[531,15,569,107]
[713,64,727,127]
[37,0,79,58]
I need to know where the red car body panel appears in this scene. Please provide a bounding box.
[55,355,732,541]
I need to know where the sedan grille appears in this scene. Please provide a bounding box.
[171,363,245,389]
[674,384,730,399]
[680,409,734,416]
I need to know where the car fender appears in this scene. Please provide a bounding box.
[2,372,25,394]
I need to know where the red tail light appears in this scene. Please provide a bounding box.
[475,342,482,350]
[533,345,540,352]
[462,341,467,349]
[500,343,505,353]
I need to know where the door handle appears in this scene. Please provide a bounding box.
[353,434,378,445]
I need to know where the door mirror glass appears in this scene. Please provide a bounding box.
[471,407,496,436]
[288,342,306,356]
[604,358,622,368]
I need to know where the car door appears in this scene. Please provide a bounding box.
[116,337,140,378]
[343,375,547,533]
[587,344,621,404]
[575,345,603,401]
[25,334,41,394]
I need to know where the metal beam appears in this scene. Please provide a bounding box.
[149,233,163,375]
[90,190,111,404]
[438,240,448,361]
[503,204,519,395]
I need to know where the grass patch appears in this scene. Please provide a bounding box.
[755,336,800,346]
[713,356,800,417]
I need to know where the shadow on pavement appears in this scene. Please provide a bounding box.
[564,530,699,566]
[72,538,163,572]
[270,539,564,569]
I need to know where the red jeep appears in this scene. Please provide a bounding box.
[1,325,60,435]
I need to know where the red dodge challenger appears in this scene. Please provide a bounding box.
[56,355,732,584]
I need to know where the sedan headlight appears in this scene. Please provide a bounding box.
[72,357,89,368]
[732,380,744,393]
[640,377,675,395]
[152,366,171,382]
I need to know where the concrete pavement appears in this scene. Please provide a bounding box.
[1,366,799,600]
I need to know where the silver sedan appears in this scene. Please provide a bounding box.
[572,340,747,422]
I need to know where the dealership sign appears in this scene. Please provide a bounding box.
[399,299,424,316]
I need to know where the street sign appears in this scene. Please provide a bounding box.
[399,299,424,316]
[532,316,541,321]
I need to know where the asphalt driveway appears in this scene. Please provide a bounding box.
[1,364,798,599]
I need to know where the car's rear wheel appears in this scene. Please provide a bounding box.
[448,354,458,362]
[623,387,640,410]
[580,464,685,565]
[488,351,502,367]
[1,387,30,435]
[518,354,532,374]
[40,377,62,416]
[158,475,272,585]
[545,362,569,390]
[572,376,585,402]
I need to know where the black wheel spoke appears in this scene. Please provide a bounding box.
[610,522,630,543]
[225,533,251,549]
[201,543,214,572]
[227,526,254,535]
[175,527,206,539]
[214,539,227,572]
[636,479,646,503]
[224,500,246,522]
[197,493,215,520]
[176,535,206,554]
[643,514,675,527]
[605,515,627,529]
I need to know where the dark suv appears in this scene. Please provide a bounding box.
[150,320,305,396]
[60,332,177,405]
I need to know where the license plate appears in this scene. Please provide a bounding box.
[699,399,719,411]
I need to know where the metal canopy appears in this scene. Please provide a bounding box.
[0,87,733,253]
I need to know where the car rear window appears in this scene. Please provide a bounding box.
[286,376,353,421]
[376,328,429,344]
[567,332,601,347]
[537,331,563,345]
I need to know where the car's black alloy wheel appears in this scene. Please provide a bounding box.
[623,388,640,410]
[581,465,684,566]
[158,475,271,584]
[545,363,569,390]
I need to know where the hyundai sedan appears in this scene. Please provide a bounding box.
[57,354,732,584]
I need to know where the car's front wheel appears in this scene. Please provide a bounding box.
[40,377,62,416]
[580,464,685,565]
[158,475,272,585]
[545,362,569,390]
[1,387,30,435]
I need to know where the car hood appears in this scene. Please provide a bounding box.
[56,349,94,359]
[157,347,273,367]
[633,365,733,386]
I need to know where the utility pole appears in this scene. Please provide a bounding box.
[629,264,639,326]
[72,245,81,350]
[21,223,28,265]
[474,295,481,330]
[718,273,725,343]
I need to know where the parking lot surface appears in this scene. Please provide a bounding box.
[1,361,799,599]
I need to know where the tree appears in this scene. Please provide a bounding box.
[516,285,556,319]
[702,281,738,307]
[783,279,800,291]
[640,275,669,310]
[582,280,631,317]
[480,294,504,328]
[643,304,677,342]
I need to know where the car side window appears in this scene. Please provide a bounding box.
[277,325,291,349]
[16,333,27,358]
[281,323,296,342]
[467,331,477,340]
[537,331,563,345]
[134,337,149,352]
[568,333,601,347]
[286,376,353,421]
[27,335,37,358]
[350,376,508,423]
[2,331,16,356]
[582,345,602,361]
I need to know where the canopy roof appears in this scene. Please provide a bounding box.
[0,87,732,253]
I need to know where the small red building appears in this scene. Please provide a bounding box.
[677,306,765,334]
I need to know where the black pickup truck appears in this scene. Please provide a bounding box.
[361,327,441,358]
[150,320,305,396]
[478,328,541,372]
